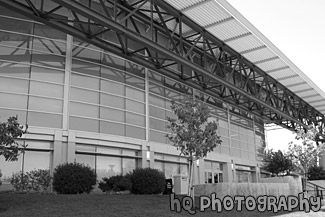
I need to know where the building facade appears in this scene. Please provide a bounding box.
[0,3,266,185]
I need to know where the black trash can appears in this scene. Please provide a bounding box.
[163,178,173,195]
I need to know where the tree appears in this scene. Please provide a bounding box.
[308,165,325,180]
[0,116,28,161]
[166,95,222,199]
[262,149,294,176]
[287,126,325,192]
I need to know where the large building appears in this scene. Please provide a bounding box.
[1,0,324,186]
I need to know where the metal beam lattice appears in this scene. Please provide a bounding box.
[0,0,324,137]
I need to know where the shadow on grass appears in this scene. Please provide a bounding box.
[0,192,324,217]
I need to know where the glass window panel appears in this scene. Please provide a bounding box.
[29,81,64,98]
[0,61,30,78]
[28,112,62,128]
[149,130,166,143]
[126,86,144,102]
[100,121,125,136]
[125,57,145,75]
[0,16,33,34]
[71,59,100,77]
[70,102,99,118]
[75,144,96,152]
[70,87,99,104]
[101,52,125,71]
[149,83,165,96]
[126,125,145,140]
[230,123,239,131]
[126,99,145,114]
[231,139,240,149]
[101,79,125,96]
[96,156,122,180]
[126,113,145,127]
[149,106,165,120]
[33,37,66,55]
[232,148,241,158]
[30,66,64,83]
[71,73,100,90]
[69,116,99,132]
[29,96,63,113]
[0,108,27,124]
[0,45,31,63]
[76,154,95,168]
[122,158,136,175]
[219,127,228,137]
[0,155,22,183]
[221,146,230,155]
[248,144,255,152]
[32,52,65,69]
[23,151,50,172]
[125,74,145,89]
[149,94,165,108]
[241,151,249,159]
[213,145,221,154]
[100,93,125,109]
[72,46,100,63]
[165,162,179,178]
[240,142,248,151]
[100,107,125,122]
[220,136,229,147]
[249,152,256,161]
[34,23,67,40]
[0,77,29,93]
[239,133,248,143]
[101,66,125,83]
[0,93,28,109]
[150,118,166,132]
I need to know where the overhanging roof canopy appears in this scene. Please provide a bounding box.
[166,0,325,114]
[0,0,325,138]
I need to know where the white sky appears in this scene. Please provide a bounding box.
[226,0,325,151]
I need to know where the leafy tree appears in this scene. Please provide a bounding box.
[0,116,28,161]
[167,95,222,199]
[287,126,325,192]
[262,149,294,176]
[308,165,325,180]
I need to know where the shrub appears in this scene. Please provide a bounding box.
[129,168,165,194]
[53,162,96,194]
[10,169,51,193]
[308,166,325,180]
[99,175,132,193]
[0,169,2,186]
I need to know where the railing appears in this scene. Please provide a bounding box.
[305,181,325,199]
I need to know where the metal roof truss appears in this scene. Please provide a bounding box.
[1,0,324,138]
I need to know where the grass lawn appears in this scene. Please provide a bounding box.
[0,192,325,217]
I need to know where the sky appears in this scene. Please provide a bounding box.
[226,0,325,151]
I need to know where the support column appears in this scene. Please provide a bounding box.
[53,130,63,171]
[67,131,76,163]
[223,162,234,182]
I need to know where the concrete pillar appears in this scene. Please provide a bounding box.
[223,162,234,183]
[67,131,76,163]
[52,130,63,172]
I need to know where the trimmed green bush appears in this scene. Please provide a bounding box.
[98,174,132,193]
[10,169,51,193]
[129,168,165,194]
[53,162,96,194]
